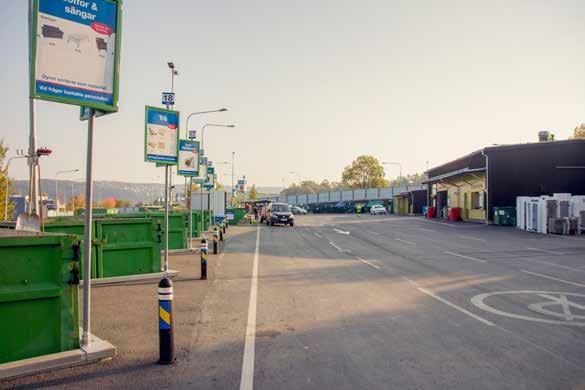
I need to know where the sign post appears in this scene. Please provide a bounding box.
[144,105,179,274]
[30,0,122,348]
[176,139,199,248]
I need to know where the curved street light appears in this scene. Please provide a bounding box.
[55,169,79,212]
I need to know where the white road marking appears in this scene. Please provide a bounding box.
[416,218,457,228]
[444,251,487,263]
[239,224,260,390]
[521,270,585,289]
[527,247,565,255]
[525,258,585,274]
[355,257,381,269]
[457,235,486,242]
[471,290,585,326]
[402,276,495,326]
[414,227,434,233]
[329,241,351,253]
[333,228,350,235]
[313,232,323,238]
[367,230,380,235]
[395,238,416,245]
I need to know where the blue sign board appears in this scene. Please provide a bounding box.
[144,106,179,164]
[162,92,175,106]
[32,0,122,112]
[177,139,200,176]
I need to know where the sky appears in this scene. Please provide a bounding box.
[1,0,584,187]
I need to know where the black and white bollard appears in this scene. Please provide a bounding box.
[200,238,208,280]
[158,277,174,364]
[219,224,224,241]
[213,227,219,254]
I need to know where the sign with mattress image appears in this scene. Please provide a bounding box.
[177,139,200,176]
[145,106,179,164]
[31,0,122,112]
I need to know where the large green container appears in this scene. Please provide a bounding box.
[226,208,246,225]
[44,217,162,278]
[189,211,201,238]
[43,218,97,279]
[0,230,79,364]
[95,219,161,277]
[110,212,187,250]
[493,207,516,226]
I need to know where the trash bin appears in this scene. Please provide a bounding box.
[449,207,462,222]
[0,230,80,364]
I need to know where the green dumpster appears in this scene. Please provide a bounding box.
[43,218,97,279]
[226,208,246,225]
[44,217,162,278]
[493,207,516,226]
[0,230,79,364]
[109,212,187,250]
[95,218,161,277]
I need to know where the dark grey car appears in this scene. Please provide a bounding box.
[266,203,295,226]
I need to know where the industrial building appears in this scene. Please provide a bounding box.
[424,138,585,222]
[392,189,427,216]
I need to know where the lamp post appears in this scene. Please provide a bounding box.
[199,124,235,233]
[55,169,79,214]
[184,109,228,247]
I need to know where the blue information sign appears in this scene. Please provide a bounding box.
[32,0,122,111]
[177,139,200,176]
[145,106,179,164]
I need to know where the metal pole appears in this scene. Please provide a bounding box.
[163,165,169,274]
[81,109,95,347]
[188,176,193,246]
[232,152,235,206]
[28,0,38,217]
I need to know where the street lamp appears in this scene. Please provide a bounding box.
[185,109,228,139]
[55,169,79,214]
[199,124,235,233]
[382,162,402,185]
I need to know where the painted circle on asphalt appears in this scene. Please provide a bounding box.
[471,290,585,326]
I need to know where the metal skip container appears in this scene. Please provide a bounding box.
[0,230,80,364]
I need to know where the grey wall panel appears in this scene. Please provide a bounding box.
[342,190,353,201]
[354,189,366,200]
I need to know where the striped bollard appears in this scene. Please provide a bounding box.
[200,238,208,280]
[213,227,219,254]
[158,277,174,364]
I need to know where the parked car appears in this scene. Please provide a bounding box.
[266,203,295,226]
[370,205,388,215]
[291,206,307,215]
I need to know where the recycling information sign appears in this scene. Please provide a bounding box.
[177,139,200,176]
[145,106,179,164]
[31,0,122,112]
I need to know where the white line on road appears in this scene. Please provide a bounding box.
[414,228,434,233]
[402,276,495,326]
[329,241,351,253]
[457,235,486,242]
[313,232,323,238]
[239,224,260,390]
[527,247,565,255]
[444,251,487,263]
[395,238,416,245]
[416,218,457,228]
[355,257,381,269]
[333,228,350,235]
[367,230,380,235]
[521,270,585,289]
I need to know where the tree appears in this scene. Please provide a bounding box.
[215,181,224,191]
[248,185,258,201]
[0,140,14,220]
[98,197,116,208]
[341,155,388,189]
[66,195,85,211]
[115,199,133,208]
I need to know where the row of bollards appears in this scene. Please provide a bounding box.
[159,218,229,364]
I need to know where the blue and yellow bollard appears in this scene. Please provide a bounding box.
[200,238,208,280]
[158,277,174,364]
[213,227,219,254]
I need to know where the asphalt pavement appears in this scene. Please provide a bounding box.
[4,214,585,389]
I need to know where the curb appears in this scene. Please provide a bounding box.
[0,332,116,381]
[80,270,180,286]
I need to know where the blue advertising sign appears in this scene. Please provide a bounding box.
[177,139,200,176]
[144,106,179,164]
[31,0,122,112]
